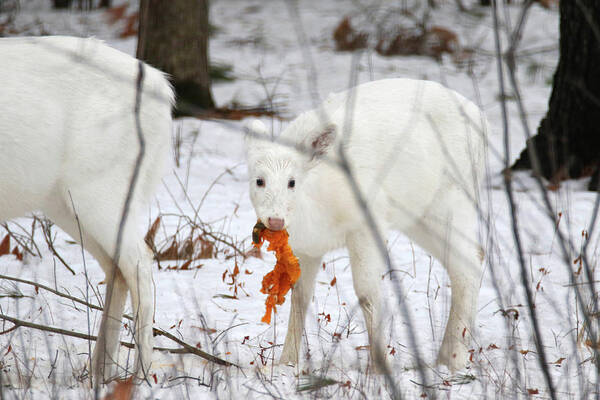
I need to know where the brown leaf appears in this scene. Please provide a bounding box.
[12,246,23,261]
[527,388,539,395]
[105,4,128,24]
[330,277,337,286]
[179,260,192,270]
[193,325,217,334]
[197,236,215,259]
[144,216,161,248]
[552,357,566,365]
[103,377,134,400]
[157,240,179,261]
[0,235,10,256]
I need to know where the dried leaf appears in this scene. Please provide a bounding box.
[11,246,23,261]
[157,240,179,261]
[552,357,565,365]
[144,216,161,248]
[197,236,215,259]
[527,388,539,395]
[103,377,134,400]
[213,293,237,299]
[193,326,217,334]
[330,277,337,286]
[0,235,10,256]
[179,259,192,270]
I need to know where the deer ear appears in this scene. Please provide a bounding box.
[244,119,269,148]
[304,124,336,166]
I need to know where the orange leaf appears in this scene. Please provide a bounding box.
[252,221,300,324]
[330,277,337,286]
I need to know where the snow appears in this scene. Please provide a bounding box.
[2,0,598,399]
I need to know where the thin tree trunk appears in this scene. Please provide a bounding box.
[137,0,215,116]
[511,0,600,190]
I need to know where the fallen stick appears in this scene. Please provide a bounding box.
[0,313,235,367]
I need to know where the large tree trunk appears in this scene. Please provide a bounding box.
[511,0,600,190]
[137,0,215,116]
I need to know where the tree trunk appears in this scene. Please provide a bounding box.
[53,0,71,8]
[137,0,215,116]
[511,0,600,190]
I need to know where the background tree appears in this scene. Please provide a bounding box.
[510,0,600,190]
[137,0,215,116]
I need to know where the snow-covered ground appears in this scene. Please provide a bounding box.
[2,1,598,398]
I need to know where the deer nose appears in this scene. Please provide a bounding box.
[267,217,285,231]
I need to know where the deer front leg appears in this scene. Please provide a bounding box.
[280,254,321,365]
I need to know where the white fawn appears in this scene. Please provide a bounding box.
[245,78,487,371]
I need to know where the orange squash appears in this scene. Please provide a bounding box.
[252,221,301,324]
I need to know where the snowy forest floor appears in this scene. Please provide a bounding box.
[2,1,599,399]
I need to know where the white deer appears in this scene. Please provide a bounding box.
[0,36,173,382]
[245,78,487,372]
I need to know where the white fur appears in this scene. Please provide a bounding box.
[246,78,487,371]
[0,36,173,381]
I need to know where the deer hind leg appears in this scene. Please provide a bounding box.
[346,228,388,373]
[91,256,129,382]
[404,190,482,372]
[49,184,155,382]
[45,203,130,382]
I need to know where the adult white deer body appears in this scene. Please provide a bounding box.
[245,78,487,372]
[0,36,173,381]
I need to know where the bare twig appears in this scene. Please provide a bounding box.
[38,218,76,276]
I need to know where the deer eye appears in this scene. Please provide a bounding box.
[288,179,296,189]
[256,178,265,187]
